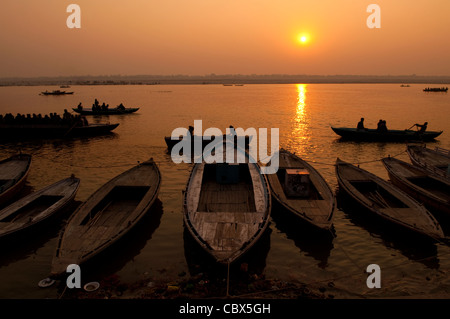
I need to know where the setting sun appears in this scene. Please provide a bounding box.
[297,34,310,45]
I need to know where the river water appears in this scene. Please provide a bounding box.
[0,83,449,299]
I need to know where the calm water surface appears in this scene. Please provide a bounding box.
[0,83,449,298]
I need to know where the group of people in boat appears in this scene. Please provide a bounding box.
[77,99,126,111]
[423,87,448,92]
[357,118,428,133]
[0,110,88,127]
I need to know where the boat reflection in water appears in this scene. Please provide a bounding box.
[270,201,334,270]
[336,190,440,270]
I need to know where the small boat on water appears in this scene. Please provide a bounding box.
[406,144,450,179]
[72,107,139,115]
[382,156,450,216]
[51,158,161,277]
[0,123,119,140]
[41,90,74,95]
[331,127,443,142]
[266,149,335,230]
[0,154,32,206]
[0,176,80,239]
[335,158,444,240]
[423,87,448,92]
[183,142,271,265]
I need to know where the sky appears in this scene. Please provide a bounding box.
[1,0,450,77]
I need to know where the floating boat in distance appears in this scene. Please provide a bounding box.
[331,127,443,142]
[382,156,450,216]
[335,158,444,240]
[266,149,336,230]
[40,90,74,95]
[406,144,450,179]
[51,158,161,277]
[0,154,32,207]
[72,107,139,115]
[183,142,271,265]
[423,87,448,92]
[0,176,80,239]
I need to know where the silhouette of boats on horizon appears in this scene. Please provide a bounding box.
[40,90,74,96]
[423,87,448,92]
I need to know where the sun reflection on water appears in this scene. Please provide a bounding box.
[292,84,310,148]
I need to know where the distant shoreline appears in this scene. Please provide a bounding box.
[1,74,449,87]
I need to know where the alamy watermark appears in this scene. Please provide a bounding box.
[169,120,279,174]
[65,4,381,29]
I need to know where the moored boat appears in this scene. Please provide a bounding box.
[331,127,443,142]
[266,149,335,230]
[183,142,271,265]
[0,154,32,206]
[51,158,161,277]
[0,176,80,239]
[382,156,450,216]
[335,158,444,240]
[0,123,119,140]
[406,144,450,179]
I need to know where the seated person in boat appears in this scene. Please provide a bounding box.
[77,103,83,110]
[357,118,367,131]
[117,103,125,111]
[414,122,428,133]
[376,119,388,133]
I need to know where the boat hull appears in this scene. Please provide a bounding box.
[266,149,335,230]
[331,127,442,142]
[0,177,80,239]
[183,144,271,265]
[406,145,450,179]
[0,123,119,140]
[0,154,32,207]
[51,159,161,277]
[382,157,450,216]
[335,159,444,240]
[72,108,139,115]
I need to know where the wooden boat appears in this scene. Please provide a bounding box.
[266,149,335,230]
[331,127,443,142]
[165,134,252,152]
[72,107,139,115]
[41,90,74,95]
[0,123,119,140]
[335,158,444,240]
[183,142,271,264]
[406,145,450,179]
[0,154,32,206]
[423,87,448,92]
[0,176,80,239]
[51,158,161,277]
[382,156,450,216]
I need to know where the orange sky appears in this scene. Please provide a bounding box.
[1,0,450,77]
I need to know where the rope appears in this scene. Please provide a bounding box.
[308,149,408,167]
[226,261,231,297]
